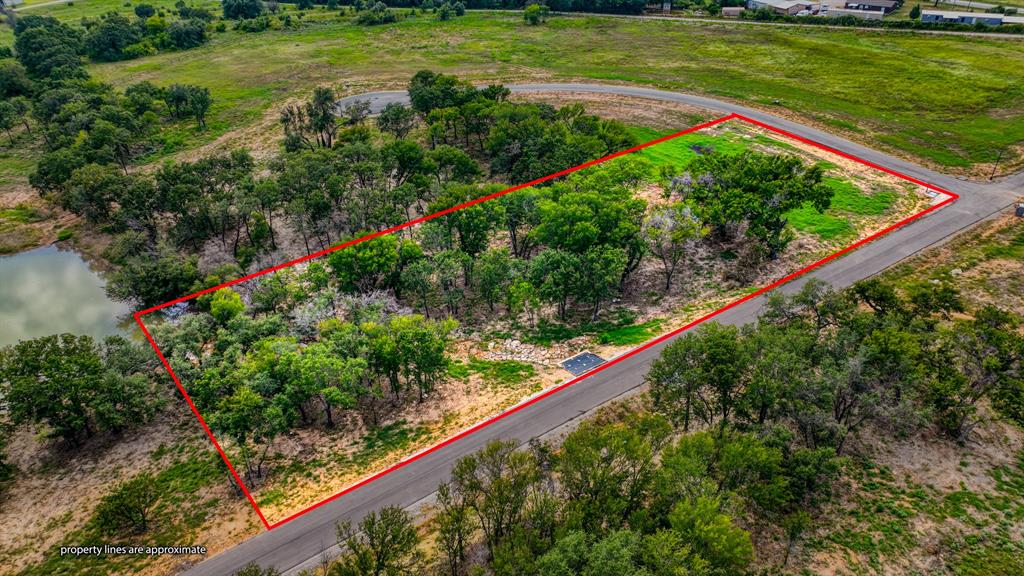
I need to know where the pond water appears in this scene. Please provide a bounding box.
[0,245,132,348]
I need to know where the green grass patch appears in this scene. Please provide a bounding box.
[0,204,44,225]
[787,206,854,240]
[825,177,896,216]
[451,357,537,387]
[596,318,664,345]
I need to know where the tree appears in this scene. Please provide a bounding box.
[642,203,702,290]
[94,472,160,534]
[646,323,747,433]
[575,246,627,320]
[189,86,212,130]
[168,19,209,50]
[909,3,921,18]
[135,3,156,18]
[668,495,753,574]
[332,506,423,576]
[1,334,156,444]
[0,100,17,146]
[556,415,671,531]
[210,288,246,323]
[475,248,513,312]
[329,234,401,293]
[524,3,550,25]
[85,13,142,62]
[685,150,833,258]
[222,0,265,19]
[377,103,417,139]
[0,59,33,98]
[451,439,540,557]
[436,482,474,576]
[107,244,200,307]
[13,16,86,81]
[210,385,288,484]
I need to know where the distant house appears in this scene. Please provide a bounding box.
[747,0,813,15]
[827,7,885,18]
[920,9,1007,25]
[722,6,746,16]
[843,0,896,12]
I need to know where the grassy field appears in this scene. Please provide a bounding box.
[1,10,1022,171]
[67,11,1024,172]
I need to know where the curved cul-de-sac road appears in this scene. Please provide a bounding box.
[184,84,1023,576]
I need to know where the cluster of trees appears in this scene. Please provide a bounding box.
[283,414,838,576]
[228,277,1021,576]
[80,2,212,62]
[648,279,1024,452]
[152,286,456,484]
[1,20,214,306]
[0,334,161,445]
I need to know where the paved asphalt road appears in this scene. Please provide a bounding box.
[184,84,1023,576]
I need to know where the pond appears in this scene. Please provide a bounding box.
[0,245,132,348]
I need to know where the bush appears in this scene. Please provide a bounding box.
[355,1,399,24]
[134,3,155,18]
[234,15,273,32]
[167,18,209,48]
[523,3,549,25]
[123,41,158,59]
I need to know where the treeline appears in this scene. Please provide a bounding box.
[243,417,840,575]
[71,72,637,309]
[152,285,456,485]
[649,279,1024,450]
[6,15,212,183]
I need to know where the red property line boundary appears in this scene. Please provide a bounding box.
[135,114,958,530]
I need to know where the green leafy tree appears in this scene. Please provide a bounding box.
[524,3,550,25]
[85,13,142,62]
[210,288,246,324]
[329,234,401,293]
[647,323,747,432]
[451,439,540,557]
[668,496,753,575]
[94,472,160,534]
[0,59,33,98]
[332,506,423,576]
[222,0,265,19]
[686,150,832,258]
[1,334,156,444]
[556,415,671,531]
[135,3,156,18]
[377,102,417,139]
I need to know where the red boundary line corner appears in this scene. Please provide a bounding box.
[135,114,958,531]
